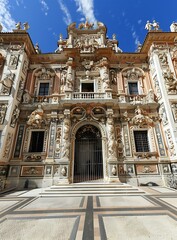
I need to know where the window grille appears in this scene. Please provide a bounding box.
[38,83,49,96]
[134,130,150,152]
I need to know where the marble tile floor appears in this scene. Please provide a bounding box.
[0,186,177,240]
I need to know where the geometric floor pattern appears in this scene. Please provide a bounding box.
[0,186,177,240]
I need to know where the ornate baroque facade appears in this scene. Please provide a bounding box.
[1,21,177,190]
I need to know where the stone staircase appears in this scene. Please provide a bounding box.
[40,183,146,197]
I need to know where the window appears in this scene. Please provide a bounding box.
[134,131,150,152]
[128,82,138,95]
[38,83,49,96]
[81,83,94,92]
[29,131,44,152]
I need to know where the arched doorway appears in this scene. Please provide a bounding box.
[74,125,103,183]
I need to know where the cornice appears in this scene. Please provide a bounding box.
[0,32,36,56]
[141,31,177,53]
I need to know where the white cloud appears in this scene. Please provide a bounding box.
[74,0,97,24]
[58,0,72,25]
[131,26,139,47]
[16,0,23,6]
[39,0,49,16]
[138,19,142,25]
[0,0,16,32]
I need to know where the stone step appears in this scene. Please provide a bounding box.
[40,184,146,196]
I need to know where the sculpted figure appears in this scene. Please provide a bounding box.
[65,66,73,90]
[11,106,20,127]
[145,21,152,31]
[170,22,177,32]
[107,117,117,158]
[15,22,21,30]
[61,119,70,160]
[102,66,110,90]
[27,104,44,128]
[0,104,7,124]
[152,20,159,30]
[163,70,177,92]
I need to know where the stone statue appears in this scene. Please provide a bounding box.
[152,20,159,30]
[145,20,159,31]
[15,22,21,30]
[27,104,44,128]
[145,21,152,31]
[170,22,177,32]
[102,66,110,90]
[35,43,41,54]
[23,22,30,31]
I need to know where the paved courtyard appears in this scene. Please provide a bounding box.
[0,185,177,240]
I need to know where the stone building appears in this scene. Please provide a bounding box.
[0,20,177,190]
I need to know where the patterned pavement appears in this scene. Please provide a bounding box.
[0,186,177,240]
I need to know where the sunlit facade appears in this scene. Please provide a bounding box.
[0,21,177,190]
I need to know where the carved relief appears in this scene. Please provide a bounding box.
[123,124,131,156]
[101,65,110,90]
[74,34,100,53]
[136,164,158,174]
[158,52,168,66]
[171,103,177,122]
[9,54,19,69]
[159,104,168,125]
[21,166,44,176]
[163,70,177,93]
[0,104,7,124]
[106,115,117,160]
[48,122,56,158]
[11,106,20,127]
[61,166,67,176]
[17,78,25,101]
[154,77,162,99]
[165,129,176,157]
[0,73,15,95]
[22,60,28,75]
[154,124,166,156]
[55,126,62,158]
[116,126,124,157]
[3,132,13,158]
[60,118,71,160]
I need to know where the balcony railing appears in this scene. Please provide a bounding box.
[72,92,105,99]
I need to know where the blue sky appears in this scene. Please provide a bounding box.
[1,0,177,53]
